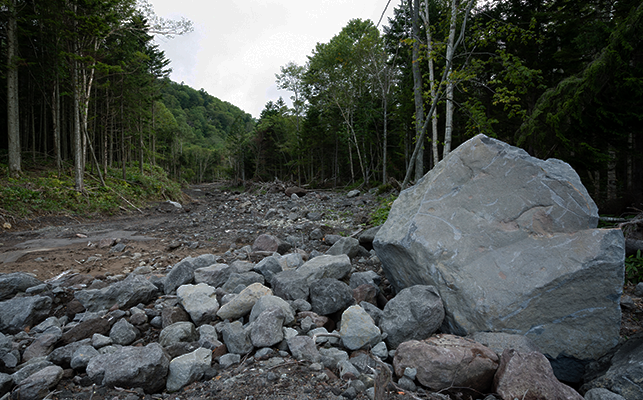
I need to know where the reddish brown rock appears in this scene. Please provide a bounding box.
[393,334,499,393]
[493,349,583,400]
[60,318,112,345]
[352,284,378,305]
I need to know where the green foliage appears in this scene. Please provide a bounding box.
[370,194,397,226]
[0,161,182,219]
[625,250,643,284]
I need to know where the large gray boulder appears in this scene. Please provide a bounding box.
[373,134,624,375]
[0,295,52,334]
[86,343,169,393]
[75,274,158,312]
[0,272,43,301]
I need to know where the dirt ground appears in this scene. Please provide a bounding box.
[1,182,641,400]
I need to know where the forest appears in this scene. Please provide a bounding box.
[1,0,642,213]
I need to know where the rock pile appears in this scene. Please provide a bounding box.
[1,236,639,400]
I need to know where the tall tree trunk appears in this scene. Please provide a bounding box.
[53,78,61,171]
[443,0,458,158]
[421,1,440,168]
[73,58,84,191]
[7,0,21,177]
[411,0,425,181]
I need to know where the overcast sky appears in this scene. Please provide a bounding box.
[149,1,398,119]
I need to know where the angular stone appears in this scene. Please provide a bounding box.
[326,237,360,258]
[493,349,582,400]
[296,254,352,283]
[250,308,285,348]
[309,278,354,316]
[14,365,63,400]
[287,335,321,363]
[163,257,196,295]
[70,344,100,371]
[22,328,61,362]
[220,321,253,355]
[0,272,43,301]
[380,285,444,349]
[109,318,139,346]
[216,283,272,321]
[75,274,158,312]
[159,321,198,348]
[271,270,309,301]
[249,295,295,326]
[339,305,381,351]
[86,343,169,393]
[177,283,220,325]
[394,334,499,393]
[0,295,52,335]
[221,272,265,293]
[60,317,112,346]
[194,263,237,288]
[374,134,624,369]
[254,256,282,283]
[253,234,281,253]
[166,347,212,392]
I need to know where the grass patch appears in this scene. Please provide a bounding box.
[0,160,183,221]
[370,193,397,226]
[626,250,643,284]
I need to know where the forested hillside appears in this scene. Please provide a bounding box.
[1,0,641,213]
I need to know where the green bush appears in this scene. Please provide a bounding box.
[625,250,643,284]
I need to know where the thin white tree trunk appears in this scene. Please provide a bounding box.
[411,0,425,182]
[443,0,458,158]
[421,1,440,168]
[7,0,21,177]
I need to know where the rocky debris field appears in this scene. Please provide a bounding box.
[0,182,642,400]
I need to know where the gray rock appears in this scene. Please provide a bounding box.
[31,317,61,334]
[584,388,628,400]
[46,339,91,368]
[166,347,212,392]
[347,190,360,198]
[220,321,253,354]
[271,270,309,301]
[372,342,388,360]
[635,283,643,297]
[109,318,139,346]
[292,298,312,312]
[194,263,237,288]
[310,228,324,239]
[250,308,285,348]
[191,254,218,269]
[75,274,158,312]
[219,353,241,369]
[350,271,381,289]
[0,272,43,301]
[252,234,281,253]
[0,372,11,397]
[338,359,361,380]
[309,278,354,316]
[319,347,349,369]
[278,253,305,271]
[0,295,51,335]
[92,333,112,349]
[159,321,198,348]
[339,305,381,351]
[254,256,283,283]
[380,285,444,349]
[221,272,265,293]
[86,342,169,393]
[358,226,381,250]
[177,283,220,325]
[287,335,321,363]
[164,257,196,295]
[360,301,383,326]
[582,334,643,400]
[374,134,623,371]
[22,328,61,362]
[198,325,222,350]
[468,332,541,358]
[13,365,63,400]
[216,283,272,321]
[70,344,100,371]
[11,359,54,386]
[324,235,342,246]
[249,295,295,326]
[326,237,361,258]
[296,254,352,283]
